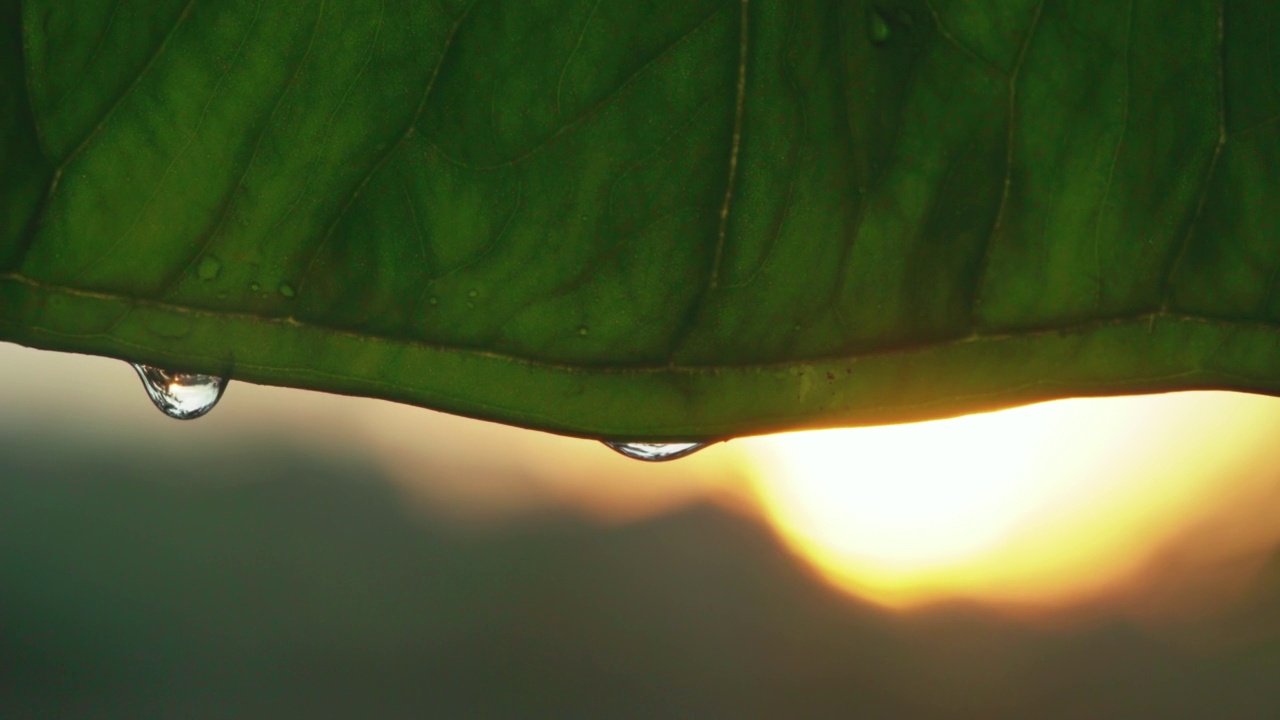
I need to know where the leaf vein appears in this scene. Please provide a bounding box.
[71,0,264,285]
[707,0,750,292]
[1160,0,1228,311]
[1091,0,1135,310]
[6,269,1275,376]
[968,0,1046,328]
[720,1,803,291]
[159,0,328,299]
[47,0,196,197]
[46,0,125,119]
[423,0,733,172]
[295,0,477,298]
[554,0,601,118]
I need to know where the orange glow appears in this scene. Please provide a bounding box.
[743,393,1280,610]
[6,344,1280,617]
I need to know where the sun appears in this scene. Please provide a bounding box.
[743,392,1280,609]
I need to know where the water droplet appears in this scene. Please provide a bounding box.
[868,8,890,44]
[279,282,295,298]
[197,256,221,281]
[603,442,708,462]
[249,282,261,292]
[132,364,228,420]
[467,289,479,299]
[577,325,589,336]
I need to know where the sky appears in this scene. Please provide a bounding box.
[5,340,1280,622]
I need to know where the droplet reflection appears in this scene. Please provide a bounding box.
[604,441,708,462]
[132,363,228,420]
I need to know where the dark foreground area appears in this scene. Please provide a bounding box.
[2,430,1280,719]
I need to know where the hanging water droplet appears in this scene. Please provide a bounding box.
[197,256,221,281]
[132,364,228,420]
[868,8,891,44]
[603,441,708,462]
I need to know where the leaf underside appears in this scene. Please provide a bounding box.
[2,0,1279,440]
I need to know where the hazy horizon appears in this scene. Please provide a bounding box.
[6,341,1280,716]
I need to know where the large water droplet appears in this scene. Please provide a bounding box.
[132,364,228,420]
[603,441,708,462]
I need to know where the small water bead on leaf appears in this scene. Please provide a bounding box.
[279,283,295,298]
[868,7,890,44]
[249,282,261,292]
[603,441,708,462]
[131,363,228,420]
[197,256,221,281]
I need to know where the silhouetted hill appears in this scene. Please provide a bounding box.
[2,430,1279,718]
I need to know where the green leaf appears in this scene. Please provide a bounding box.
[2,0,1279,440]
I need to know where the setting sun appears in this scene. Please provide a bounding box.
[744,393,1280,610]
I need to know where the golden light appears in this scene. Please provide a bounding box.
[744,392,1280,610]
[10,344,1280,618]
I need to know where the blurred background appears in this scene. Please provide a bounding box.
[3,341,1280,718]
